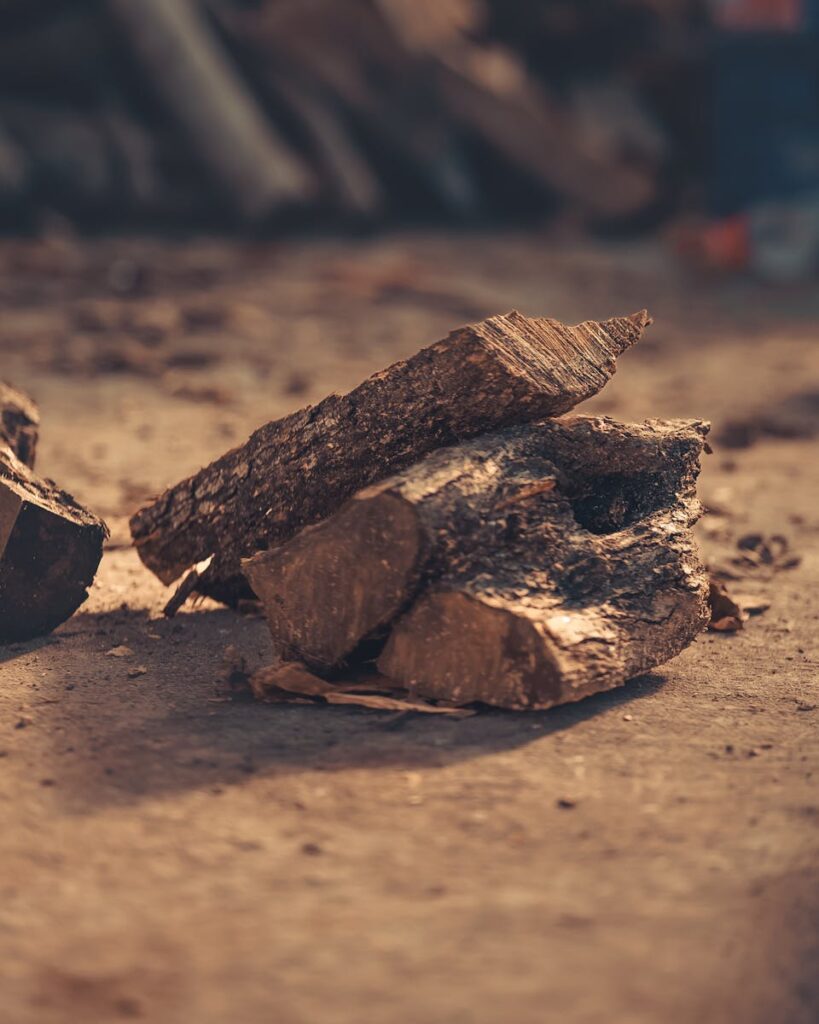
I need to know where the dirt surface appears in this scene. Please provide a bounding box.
[1,230,818,1024]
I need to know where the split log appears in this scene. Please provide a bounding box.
[0,447,107,642]
[107,0,314,220]
[0,381,39,468]
[245,416,709,676]
[379,420,709,709]
[130,309,649,606]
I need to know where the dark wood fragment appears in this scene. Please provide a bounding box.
[245,416,709,681]
[132,309,649,607]
[0,447,107,642]
[0,381,39,468]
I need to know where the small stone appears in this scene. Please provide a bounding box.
[556,797,577,809]
[127,666,148,679]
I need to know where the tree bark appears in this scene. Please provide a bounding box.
[377,502,708,709]
[131,310,649,606]
[245,416,709,677]
[0,447,107,642]
[0,380,39,468]
[376,421,710,708]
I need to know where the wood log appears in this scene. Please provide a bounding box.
[244,416,708,674]
[130,309,649,607]
[433,48,657,220]
[0,381,39,468]
[0,447,107,642]
[378,421,710,709]
[107,0,314,220]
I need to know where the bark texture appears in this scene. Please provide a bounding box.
[0,447,107,642]
[131,310,649,606]
[0,380,39,468]
[245,416,710,691]
[378,421,710,709]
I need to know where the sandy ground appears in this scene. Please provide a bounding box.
[0,230,817,1024]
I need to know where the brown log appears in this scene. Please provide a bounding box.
[377,421,710,709]
[0,447,107,642]
[0,380,39,468]
[107,0,314,220]
[131,310,649,607]
[245,416,709,678]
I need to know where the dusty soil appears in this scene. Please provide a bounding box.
[1,230,817,1024]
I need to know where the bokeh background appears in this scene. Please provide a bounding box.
[0,0,816,277]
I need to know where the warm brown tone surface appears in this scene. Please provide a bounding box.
[132,308,647,606]
[0,232,817,1023]
[247,415,709,708]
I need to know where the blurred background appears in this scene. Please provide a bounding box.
[0,0,816,279]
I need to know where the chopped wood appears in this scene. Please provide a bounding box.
[0,446,107,642]
[0,380,39,467]
[246,417,710,697]
[107,0,314,220]
[378,430,709,710]
[132,309,649,608]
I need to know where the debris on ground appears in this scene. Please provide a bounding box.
[249,661,476,717]
[715,390,819,449]
[708,578,746,632]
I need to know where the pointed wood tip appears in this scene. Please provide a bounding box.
[598,309,652,355]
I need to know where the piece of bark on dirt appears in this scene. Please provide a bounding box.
[0,380,39,468]
[249,660,474,715]
[131,309,649,608]
[0,447,107,642]
[245,416,710,702]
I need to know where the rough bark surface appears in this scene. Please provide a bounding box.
[0,380,39,468]
[0,447,107,642]
[245,416,710,686]
[378,421,710,709]
[131,310,649,606]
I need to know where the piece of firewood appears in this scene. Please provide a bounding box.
[244,416,708,675]
[0,381,39,468]
[107,0,314,220]
[131,309,649,607]
[0,447,107,642]
[377,422,709,708]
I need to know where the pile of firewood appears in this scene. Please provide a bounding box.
[127,308,711,712]
[2,305,712,711]
[0,0,702,230]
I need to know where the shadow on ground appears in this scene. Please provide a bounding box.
[7,606,670,810]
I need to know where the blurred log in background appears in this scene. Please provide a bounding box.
[0,0,709,232]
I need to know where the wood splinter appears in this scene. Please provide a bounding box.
[245,416,710,710]
[131,308,650,608]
